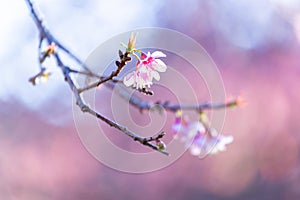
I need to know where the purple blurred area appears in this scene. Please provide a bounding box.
[1,0,300,199]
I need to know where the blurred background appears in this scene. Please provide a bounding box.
[1,0,300,199]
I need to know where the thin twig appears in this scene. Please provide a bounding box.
[52,39,92,73]
[28,67,46,85]
[77,50,131,93]
[67,67,123,88]
[95,50,131,86]
[143,132,166,143]
[26,0,92,73]
[77,76,123,93]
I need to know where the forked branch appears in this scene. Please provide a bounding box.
[25,0,240,156]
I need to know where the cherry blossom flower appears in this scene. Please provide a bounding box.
[225,95,246,108]
[189,131,234,156]
[123,70,152,89]
[172,110,191,142]
[172,110,234,156]
[139,51,167,74]
[29,70,51,85]
[123,51,167,89]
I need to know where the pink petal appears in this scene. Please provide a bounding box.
[153,59,167,72]
[220,135,234,145]
[139,71,149,80]
[140,52,147,60]
[172,123,181,134]
[190,144,201,156]
[138,64,149,73]
[136,73,153,89]
[151,51,166,58]
[187,122,205,139]
[123,72,135,87]
[151,70,160,81]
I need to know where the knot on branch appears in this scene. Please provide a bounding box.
[138,87,154,96]
[95,50,131,87]
[142,132,167,150]
[117,50,131,65]
[39,42,56,63]
[80,105,89,112]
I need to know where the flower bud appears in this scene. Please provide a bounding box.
[127,33,137,52]
[156,140,166,150]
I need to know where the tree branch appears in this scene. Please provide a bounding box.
[25,0,169,155]
[77,50,131,93]
[107,82,238,113]
[25,0,239,157]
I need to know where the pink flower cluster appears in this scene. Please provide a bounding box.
[172,111,233,157]
[123,51,167,89]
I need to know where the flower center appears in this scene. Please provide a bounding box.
[142,57,154,65]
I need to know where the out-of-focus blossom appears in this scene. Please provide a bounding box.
[123,51,167,89]
[45,42,56,55]
[235,96,246,107]
[226,95,246,108]
[29,71,51,85]
[39,72,51,83]
[172,110,190,141]
[190,132,234,156]
[172,110,234,156]
[40,42,56,63]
